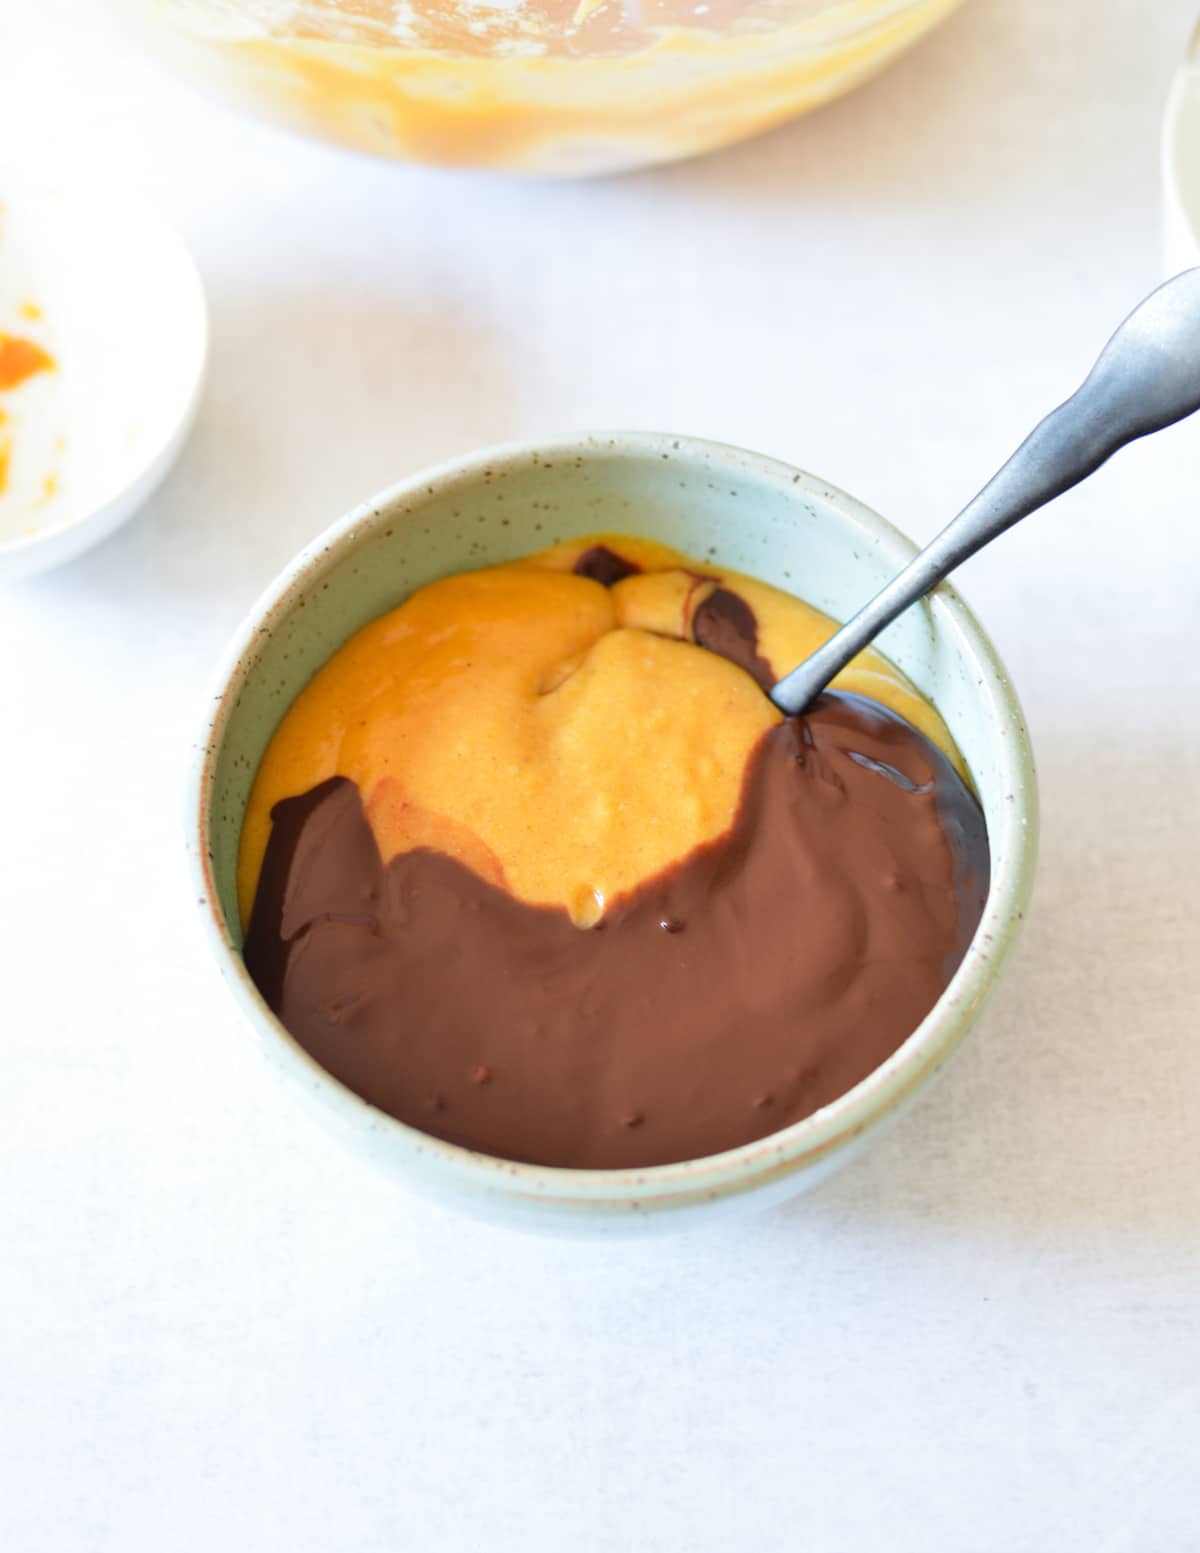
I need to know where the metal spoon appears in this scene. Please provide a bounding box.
[772,267,1200,716]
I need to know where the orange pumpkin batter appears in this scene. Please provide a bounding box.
[238,535,957,930]
[0,334,55,392]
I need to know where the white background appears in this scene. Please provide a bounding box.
[3,1,1199,1548]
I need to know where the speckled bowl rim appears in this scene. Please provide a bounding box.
[186,431,1037,1215]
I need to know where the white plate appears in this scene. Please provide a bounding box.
[0,180,207,583]
[1163,23,1200,273]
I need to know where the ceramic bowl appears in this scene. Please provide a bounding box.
[186,432,1037,1234]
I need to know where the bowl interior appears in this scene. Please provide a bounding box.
[204,435,1031,965]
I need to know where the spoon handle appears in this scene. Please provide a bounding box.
[771,267,1200,716]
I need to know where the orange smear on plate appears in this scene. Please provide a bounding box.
[0,334,55,390]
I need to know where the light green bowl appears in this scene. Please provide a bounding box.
[186,432,1037,1234]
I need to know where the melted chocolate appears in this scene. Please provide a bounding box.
[244,692,989,1169]
[573,546,642,587]
[692,587,775,692]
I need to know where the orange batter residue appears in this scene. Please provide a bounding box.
[0,333,55,391]
[131,0,963,175]
[239,536,959,930]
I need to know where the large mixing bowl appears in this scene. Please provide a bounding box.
[115,0,963,175]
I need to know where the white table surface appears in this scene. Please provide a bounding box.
[3,2,1199,1548]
